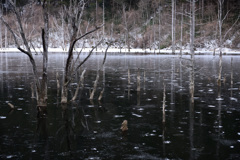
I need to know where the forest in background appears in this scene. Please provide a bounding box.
[0,0,239,50]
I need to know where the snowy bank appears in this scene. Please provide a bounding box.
[0,47,240,55]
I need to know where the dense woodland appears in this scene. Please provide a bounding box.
[0,0,239,50]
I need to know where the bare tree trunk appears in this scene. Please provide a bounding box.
[189,0,195,103]
[217,1,223,86]
[0,4,2,48]
[102,0,105,39]
[190,0,195,57]
[61,9,65,50]
[218,0,223,56]
[5,25,7,48]
[111,22,113,41]
[180,4,183,56]
[158,5,161,54]
[122,4,130,52]
[38,1,49,107]
[171,0,176,54]
[96,0,98,51]
[202,0,204,19]
[153,11,156,54]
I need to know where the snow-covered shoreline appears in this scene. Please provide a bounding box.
[0,47,240,55]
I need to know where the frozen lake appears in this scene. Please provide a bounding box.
[0,53,240,159]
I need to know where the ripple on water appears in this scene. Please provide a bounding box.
[216,97,224,101]
[228,88,238,91]
[144,133,156,137]
[230,97,238,102]
[0,116,6,119]
[132,113,142,118]
[114,115,124,118]
[6,155,18,159]
[208,105,215,108]
[164,141,171,144]
[14,88,24,90]
[95,121,101,123]
[87,157,100,160]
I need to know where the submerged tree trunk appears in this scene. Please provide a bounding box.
[190,57,195,104]
[137,68,141,92]
[71,69,86,101]
[218,53,222,86]
[89,72,100,100]
[162,81,166,123]
[89,43,110,100]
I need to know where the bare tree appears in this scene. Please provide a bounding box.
[0,0,49,107]
[217,0,224,56]
[4,24,7,48]
[122,3,131,52]
[102,0,105,39]
[61,0,103,104]
[190,0,195,57]
[0,3,2,48]
[180,4,184,56]
[217,0,239,85]
[171,0,176,54]
[158,5,161,54]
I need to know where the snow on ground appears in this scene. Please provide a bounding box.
[0,47,240,55]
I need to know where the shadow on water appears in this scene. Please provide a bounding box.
[0,53,240,159]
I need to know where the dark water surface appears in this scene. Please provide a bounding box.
[0,53,240,159]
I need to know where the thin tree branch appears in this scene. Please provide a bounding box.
[73,24,104,47]
[223,15,240,41]
[75,39,103,71]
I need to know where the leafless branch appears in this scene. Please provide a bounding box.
[75,39,103,71]
[223,15,240,41]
